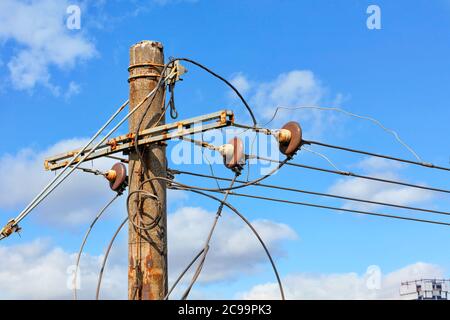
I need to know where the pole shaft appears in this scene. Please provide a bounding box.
[128,40,167,300]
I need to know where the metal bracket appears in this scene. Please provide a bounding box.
[0,219,20,238]
[44,110,235,171]
[165,61,187,86]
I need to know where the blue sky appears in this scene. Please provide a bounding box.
[0,0,450,299]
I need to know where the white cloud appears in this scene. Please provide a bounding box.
[0,238,126,299]
[168,206,297,284]
[230,72,251,96]
[0,0,96,92]
[232,70,343,138]
[0,138,120,227]
[64,81,81,100]
[356,157,404,172]
[251,70,323,118]
[328,157,434,211]
[239,262,445,300]
[0,137,189,229]
[0,206,297,299]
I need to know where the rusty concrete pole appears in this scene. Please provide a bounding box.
[128,40,167,300]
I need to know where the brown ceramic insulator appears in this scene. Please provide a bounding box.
[224,137,244,169]
[109,163,127,191]
[279,121,302,156]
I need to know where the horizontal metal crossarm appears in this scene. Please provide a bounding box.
[44,110,234,171]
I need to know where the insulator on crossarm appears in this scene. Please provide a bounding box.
[218,137,245,172]
[274,121,303,157]
[105,163,128,193]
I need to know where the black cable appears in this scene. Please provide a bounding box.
[175,58,257,126]
[128,176,285,300]
[95,217,128,300]
[304,140,450,172]
[205,190,450,227]
[125,55,262,298]
[126,190,161,232]
[168,185,285,300]
[133,55,259,165]
[143,157,289,193]
[249,155,450,195]
[180,175,238,300]
[171,170,450,217]
[73,193,121,300]
[127,55,262,296]
[169,83,178,119]
[128,54,261,293]
[164,248,206,300]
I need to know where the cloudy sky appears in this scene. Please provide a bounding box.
[1,0,450,299]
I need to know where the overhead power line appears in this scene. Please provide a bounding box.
[233,122,450,173]
[180,175,238,300]
[255,105,423,163]
[96,217,128,300]
[200,190,450,227]
[3,41,448,302]
[304,140,450,172]
[178,136,450,196]
[248,154,450,195]
[73,193,121,300]
[171,170,450,217]
[168,184,285,300]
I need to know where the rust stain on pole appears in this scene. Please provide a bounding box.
[128,40,167,300]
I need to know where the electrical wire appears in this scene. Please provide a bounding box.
[180,135,450,196]
[164,248,206,300]
[174,58,257,126]
[7,99,128,229]
[2,55,260,240]
[95,217,128,300]
[71,166,105,176]
[201,131,222,190]
[180,135,292,192]
[263,105,423,162]
[302,145,344,172]
[126,190,161,232]
[133,55,259,170]
[167,185,285,300]
[73,193,121,300]
[248,154,450,195]
[4,79,165,235]
[180,175,238,300]
[206,190,450,227]
[170,170,450,217]
[3,58,179,236]
[303,139,450,172]
[136,159,288,298]
[127,60,173,297]
[233,121,450,174]
[131,175,285,300]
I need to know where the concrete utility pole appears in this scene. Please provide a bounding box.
[128,40,167,300]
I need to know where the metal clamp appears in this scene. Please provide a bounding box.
[0,219,20,238]
[165,60,187,86]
